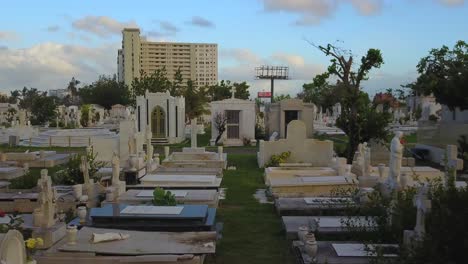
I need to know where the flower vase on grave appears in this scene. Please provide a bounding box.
[302,232,315,243]
[400,173,408,189]
[305,235,318,258]
[106,187,115,202]
[129,154,138,172]
[297,226,309,242]
[77,206,87,224]
[66,225,78,245]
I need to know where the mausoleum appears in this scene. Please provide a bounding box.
[135,90,185,144]
[264,99,316,139]
[210,91,255,146]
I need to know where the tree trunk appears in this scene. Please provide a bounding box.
[215,128,225,144]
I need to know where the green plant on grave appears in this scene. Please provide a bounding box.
[265,151,291,167]
[0,210,24,233]
[53,150,104,185]
[152,187,177,206]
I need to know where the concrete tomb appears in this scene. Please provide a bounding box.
[86,204,216,231]
[258,120,334,168]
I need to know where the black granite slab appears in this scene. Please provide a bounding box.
[87,204,216,231]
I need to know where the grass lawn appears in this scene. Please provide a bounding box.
[206,154,295,264]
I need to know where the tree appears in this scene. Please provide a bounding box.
[80,104,91,127]
[11,87,57,125]
[5,108,16,123]
[184,80,209,121]
[207,80,231,101]
[67,77,80,96]
[311,42,385,161]
[213,112,228,144]
[412,40,468,119]
[233,81,250,99]
[207,80,250,101]
[299,73,345,114]
[274,94,291,102]
[30,96,57,125]
[169,67,185,97]
[79,75,131,109]
[131,68,171,100]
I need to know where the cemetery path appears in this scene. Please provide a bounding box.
[206,154,295,264]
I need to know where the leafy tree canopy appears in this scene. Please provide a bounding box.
[311,42,386,161]
[79,75,131,109]
[412,40,468,111]
[207,80,250,101]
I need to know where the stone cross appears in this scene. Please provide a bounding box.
[442,145,464,187]
[413,185,431,237]
[36,169,56,228]
[190,118,197,148]
[111,152,120,184]
[231,85,235,99]
[387,131,404,190]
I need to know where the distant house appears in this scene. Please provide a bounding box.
[48,88,70,99]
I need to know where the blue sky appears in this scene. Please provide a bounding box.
[0,0,467,97]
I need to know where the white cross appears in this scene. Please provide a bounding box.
[231,86,235,99]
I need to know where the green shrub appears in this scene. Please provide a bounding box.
[53,149,103,185]
[265,151,291,167]
[152,187,177,206]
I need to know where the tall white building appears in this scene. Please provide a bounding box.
[118,28,218,88]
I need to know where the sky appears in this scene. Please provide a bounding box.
[0,0,467,97]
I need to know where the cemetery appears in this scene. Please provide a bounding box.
[1,88,467,264]
[1,8,467,263]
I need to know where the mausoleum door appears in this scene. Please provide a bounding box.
[284,110,298,138]
[151,106,166,138]
[226,110,240,139]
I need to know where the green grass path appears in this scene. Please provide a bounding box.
[206,154,294,264]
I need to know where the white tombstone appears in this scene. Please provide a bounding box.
[190,118,197,148]
[164,146,170,159]
[218,146,224,161]
[34,169,57,228]
[0,230,27,264]
[414,185,431,237]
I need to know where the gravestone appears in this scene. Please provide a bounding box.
[32,169,66,249]
[258,120,334,167]
[404,184,431,246]
[86,204,216,231]
[0,230,27,264]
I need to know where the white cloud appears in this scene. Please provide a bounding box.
[261,0,383,25]
[159,21,179,34]
[188,16,215,28]
[0,42,117,91]
[438,0,465,6]
[261,0,463,25]
[0,31,19,41]
[72,16,138,38]
[46,25,60,32]
[219,48,325,97]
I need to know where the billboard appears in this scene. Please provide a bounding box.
[258,91,272,98]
